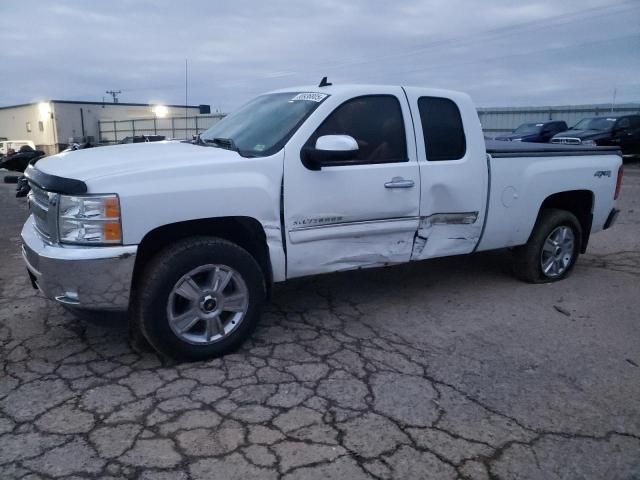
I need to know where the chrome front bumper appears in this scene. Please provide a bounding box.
[21,215,138,311]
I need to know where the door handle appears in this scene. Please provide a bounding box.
[384,177,415,189]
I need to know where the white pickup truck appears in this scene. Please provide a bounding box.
[22,83,623,360]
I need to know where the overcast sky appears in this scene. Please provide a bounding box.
[1,0,638,111]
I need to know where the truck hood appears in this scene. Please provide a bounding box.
[494,133,538,141]
[34,141,243,181]
[553,129,609,140]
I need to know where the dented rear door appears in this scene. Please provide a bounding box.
[403,88,489,260]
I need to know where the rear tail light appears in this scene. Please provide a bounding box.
[614,166,623,200]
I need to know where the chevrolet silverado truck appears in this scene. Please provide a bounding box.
[21,83,623,360]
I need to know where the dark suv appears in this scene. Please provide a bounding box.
[552,115,640,158]
[494,121,568,143]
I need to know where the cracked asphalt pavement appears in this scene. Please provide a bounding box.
[1,165,640,479]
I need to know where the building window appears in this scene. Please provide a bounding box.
[26,122,32,132]
[38,121,44,132]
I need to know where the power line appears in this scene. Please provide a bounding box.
[319,0,639,72]
[305,2,639,80]
[360,33,640,82]
[222,0,639,88]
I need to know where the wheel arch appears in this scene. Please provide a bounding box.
[536,190,594,253]
[131,216,273,298]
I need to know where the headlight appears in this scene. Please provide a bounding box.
[58,194,122,245]
[581,139,597,146]
[511,138,523,142]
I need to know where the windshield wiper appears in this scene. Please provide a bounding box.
[203,137,239,152]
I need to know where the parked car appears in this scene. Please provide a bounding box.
[119,135,166,144]
[552,115,640,159]
[0,139,36,156]
[0,145,45,172]
[15,156,45,197]
[22,83,623,360]
[494,121,568,143]
[61,140,95,153]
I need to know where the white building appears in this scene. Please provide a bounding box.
[0,100,210,154]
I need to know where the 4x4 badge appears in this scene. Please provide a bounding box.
[594,170,611,178]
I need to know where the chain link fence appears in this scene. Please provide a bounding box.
[98,114,226,144]
[478,104,640,137]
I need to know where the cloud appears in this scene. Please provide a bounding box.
[0,0,638,110]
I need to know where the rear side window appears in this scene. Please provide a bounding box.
[616,117,631,129]
[418,97,466,161]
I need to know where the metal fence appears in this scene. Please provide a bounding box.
[478,103,640,137]
[99,103,640,143]
[98,114,226,144]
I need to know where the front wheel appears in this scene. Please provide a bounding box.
[134,237,266,361]
[512,209,582,283]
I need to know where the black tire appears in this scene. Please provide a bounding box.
[134,237,266,361]
[512,208,582,283]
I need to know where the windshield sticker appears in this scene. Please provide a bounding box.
[254,144,266,152]
[290,93,328,102]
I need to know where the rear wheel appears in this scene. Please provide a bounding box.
[513,208,582,283]
[134,237,266,361]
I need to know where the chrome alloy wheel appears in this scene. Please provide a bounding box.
[166,264,249,344]
[540,226,575,278]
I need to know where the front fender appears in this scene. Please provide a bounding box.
[86,153,286,280]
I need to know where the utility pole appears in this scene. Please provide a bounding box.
[105,90,121,103]
[185,59,189,137]
[610,86,617,113]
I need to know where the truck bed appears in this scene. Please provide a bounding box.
[485,140,620,158]
[478,143,621,253]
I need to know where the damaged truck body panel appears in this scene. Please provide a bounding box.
[403,87,489,261]
[282,85,421,278]
[411,212,481,259]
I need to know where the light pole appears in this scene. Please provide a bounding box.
[38,102,57,153]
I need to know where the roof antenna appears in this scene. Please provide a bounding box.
[318,76,332,87]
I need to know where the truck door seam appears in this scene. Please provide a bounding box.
[472,153,492,252]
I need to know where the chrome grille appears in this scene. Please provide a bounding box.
[551,137,582,145]
[28,183,53,239]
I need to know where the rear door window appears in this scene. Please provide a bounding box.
[616,118,631,130]
[418,97,466,161]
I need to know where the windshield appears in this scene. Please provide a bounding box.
[573,117,616,131]
[199,92,329,157]
[514,123,543,134]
